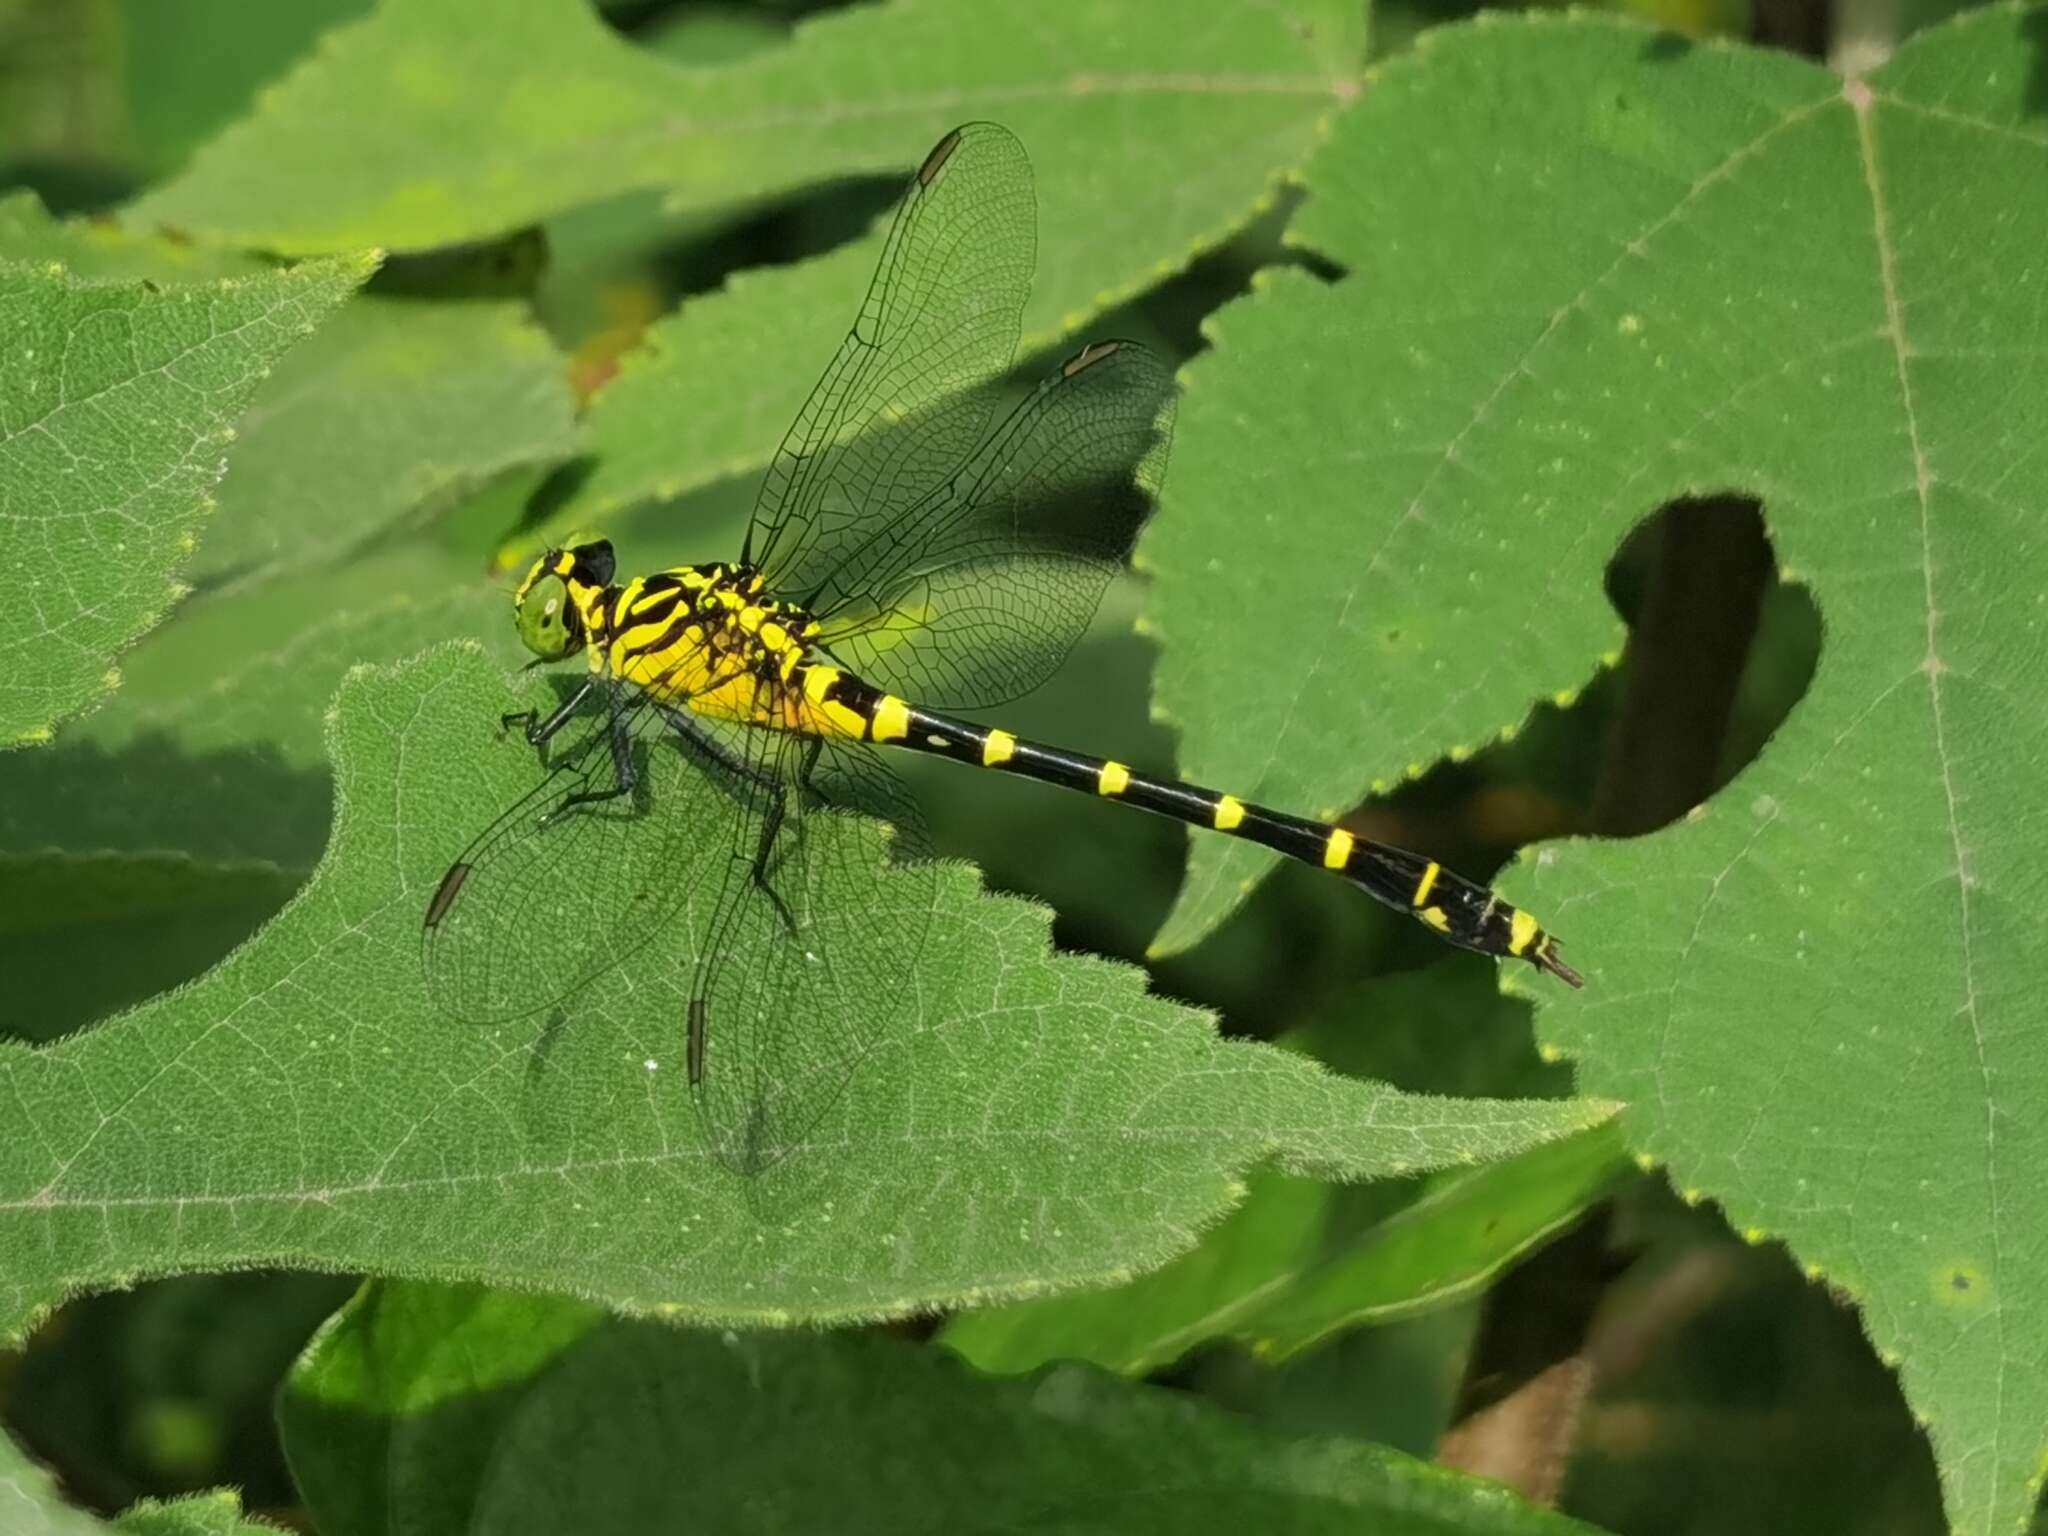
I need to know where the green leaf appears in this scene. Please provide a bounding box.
[948,1125,1631,1377]
[185,295,579,590]
[1252,1123,1631,1360]
[530,6,788,352]
[112,1497,275,1536]
[278,1283,608,1536]
[0,851,301,1043]
[0,1429,272,1536]
[548,0,1360,533]
[0,194,261,283]
[944,967,1634,1375]
[138,0,1359,257]
[0,544,515,873]
[0,1431,103,1536]
[0,646,1609,1340]
[0,197,576,592]
[0,248,374,745]
[81,549,511,766]
[116,0,375,187]
[943,1161,1332,1377]
[0,203,572,858]
[137,0,1358,534]
[0,1,367,210]
[278,1279,1608,1536]
[1139,8,2048,1530]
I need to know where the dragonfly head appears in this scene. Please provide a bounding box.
[513,534,614,661]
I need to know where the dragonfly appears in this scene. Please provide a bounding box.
[424,122,1581,1175]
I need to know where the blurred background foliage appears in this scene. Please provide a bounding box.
[0,0,1988,1531]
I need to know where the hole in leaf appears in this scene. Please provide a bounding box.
[1168,494,1819,1011]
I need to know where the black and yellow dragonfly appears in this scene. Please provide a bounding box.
[425,123,1580,1174]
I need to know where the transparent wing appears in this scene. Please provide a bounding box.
[810,339,1175,710]
[686,726,934,1175]
[746,122,1035,597]
[420,683,739,1026]
[427,651,932,1175]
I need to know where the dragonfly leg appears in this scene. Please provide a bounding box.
[656,704,778,787]
[746,782,799,936]
[503,679,596,765]
[543,700,637,823]
[739,737,819,938]
[661,703,801,930]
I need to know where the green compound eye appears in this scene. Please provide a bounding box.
[515,573,577,661]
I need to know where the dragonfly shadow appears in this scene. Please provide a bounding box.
[522,1005,574,1093]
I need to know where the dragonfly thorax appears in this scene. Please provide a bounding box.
[553,557,845,734]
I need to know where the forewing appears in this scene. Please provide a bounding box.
[747,122,1035,598]
[689,735,933,1175]
[812,340,1176,709]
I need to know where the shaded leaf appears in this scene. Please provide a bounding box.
[0,851,301,1043]
[117,0,374,187]
[0,494,580,881]
[185,294,580,589]
[551,0,1360,533]
[0,545,510,872]
[278,1283,607,1536]
[0,247,373,743]
[82,551,509,768]
[0,1,367,211]
[2,1268,351,1522]
[278,1279,1608,1536]
[0,646,1609,1340]
[1139,8,2048,1530]
[0,733,336,869]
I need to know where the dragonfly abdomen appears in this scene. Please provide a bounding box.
[833,683,1581,988]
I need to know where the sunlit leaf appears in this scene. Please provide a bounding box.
[0,247,372,743]
[1140,9,2048,1529]
[0,647,1610,1340]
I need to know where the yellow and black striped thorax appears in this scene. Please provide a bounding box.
[560,561,900,744]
